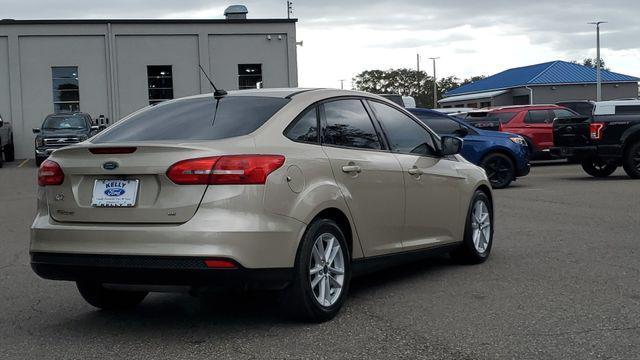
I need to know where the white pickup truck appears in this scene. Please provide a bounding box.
[0,113,15,167]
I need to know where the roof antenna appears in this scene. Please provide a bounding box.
[199,64,227,99]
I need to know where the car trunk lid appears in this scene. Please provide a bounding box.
[45,138,255,224]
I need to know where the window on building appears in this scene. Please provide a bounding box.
[480,101,491,108]
[52,66,80,113]
[238,64,263,89]
[147,65,174,105]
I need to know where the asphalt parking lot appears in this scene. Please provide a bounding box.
[1,160,639,359]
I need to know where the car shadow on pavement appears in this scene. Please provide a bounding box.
[562,175,632,181]
[47,256,456,332]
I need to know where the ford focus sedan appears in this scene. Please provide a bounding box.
[31,88,493,322]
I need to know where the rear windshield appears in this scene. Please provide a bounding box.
[557,102,594,117]
[466,111,518,123]
[92,96,289,143]
[42,115,87,130]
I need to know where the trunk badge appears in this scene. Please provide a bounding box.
[103,161,119,170]
[55,193,64,201]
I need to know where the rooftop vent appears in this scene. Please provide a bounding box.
[224,5,248,20]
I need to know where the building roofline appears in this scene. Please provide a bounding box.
[0,18,297,25]
[443,81,640,98]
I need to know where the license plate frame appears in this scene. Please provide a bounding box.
[91,179,140,207]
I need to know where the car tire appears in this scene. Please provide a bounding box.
[76,282,148,310]
[4,136,15,162]
[581,158,617,177]
[450,190,493,264]
[480,153,514,189]
[622,141,640,179]
[283,218,351,323]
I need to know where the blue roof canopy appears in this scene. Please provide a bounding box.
[446,60,640,96]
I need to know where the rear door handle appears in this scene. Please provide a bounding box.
[408,167,424,176]
[341,165,362,173]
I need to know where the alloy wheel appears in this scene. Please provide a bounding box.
[485,157,512,186]
[309,232,345,307]
[470,200,491,253]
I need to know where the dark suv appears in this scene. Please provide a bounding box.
[33,112,101,166]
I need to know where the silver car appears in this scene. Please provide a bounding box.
[31,88,493,322]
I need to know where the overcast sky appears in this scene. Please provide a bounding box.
[2,0,639,89]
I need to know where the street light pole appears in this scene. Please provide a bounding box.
[588,21,607,101]
[429,57,439,108]
[416,54,420,72]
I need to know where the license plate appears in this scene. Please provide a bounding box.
[91,179,139,207]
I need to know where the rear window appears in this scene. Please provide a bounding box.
[466,111,518,123]
[92,96,289,143]
[615,105,640,115]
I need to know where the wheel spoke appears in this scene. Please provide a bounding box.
[328,275,342,288]
[324,276,331,304]
[328,266,344,275]
[309,265,322,275]
[311,274,322,289]
[327,245,339,264]
[318,277,326,303]
[311,244,322,263]
[324,236,335,261]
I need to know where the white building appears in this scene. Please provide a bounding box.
[0,7,298,159]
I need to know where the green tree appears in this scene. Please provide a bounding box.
[571,58,609,70]
[353,69,486,108]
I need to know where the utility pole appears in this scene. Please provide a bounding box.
[429,57,440,108]
[416,54,420,72]
[588,21,607,101]
[339,79,345,90]
[287,1,293,19]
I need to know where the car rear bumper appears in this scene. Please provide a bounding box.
[550,145,621,161]
[31,252,292,290]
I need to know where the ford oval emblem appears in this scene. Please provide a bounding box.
[104,188,126,197]
[103,161,119,170]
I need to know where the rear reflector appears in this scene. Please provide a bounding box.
[166,155,285,185]
[89,147,137,154]
[589,122,605,140]
[38,160,64,186]
[204,259,238,269]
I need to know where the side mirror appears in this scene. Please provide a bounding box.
[441,135,463,156]
[32,128,41,134]
[452,127,469,138]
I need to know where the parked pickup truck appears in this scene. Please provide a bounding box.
[552,100,640,178]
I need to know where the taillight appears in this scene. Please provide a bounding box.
[166,155,285,185]
[204,259,238,269]
[590,122,605,140]
[38,160,64,186]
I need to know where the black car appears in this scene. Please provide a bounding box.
[552,100,640,178]
[33,112,102,166]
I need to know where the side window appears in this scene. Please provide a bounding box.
[615,105,640,115]
[323,99,381,150]
[526,110,551,124]
[421,116,462,135]
[553,109,575,118]
[369,101,436,156]
[285,108,319,144]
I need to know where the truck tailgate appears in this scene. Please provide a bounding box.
[553,116,591,147]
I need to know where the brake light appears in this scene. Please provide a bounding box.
[89,147,137,154]
[590,122,605,140]
[38,160,64,186]
[166,155,285,185]
[204,259,238,269]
